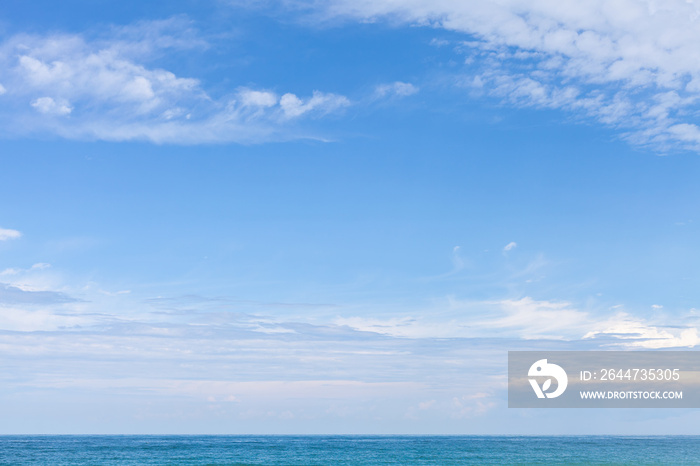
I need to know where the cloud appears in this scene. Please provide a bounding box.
[11,44,198,114]
[451,393,497,418]
[584,313,700,349]
[0,306,87,332]
[305,0,700,152]
[238,88,279,108]
[451,245,465,271]
[1,258,698,430]
[334,296,700,347]
[279,91,350,118]
[105,16,209,57]
[480,297,589,339]
[374,81,419,98]
[336,296,591,339]
[31,96,72,115]
[0,283,78,305]
[418,399,436,410]
[0,23,350,144]
[0,228,21,241]
[502,241,517,252]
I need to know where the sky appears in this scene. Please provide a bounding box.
[2,0,700,434]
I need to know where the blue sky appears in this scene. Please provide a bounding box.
[3,0,700,434]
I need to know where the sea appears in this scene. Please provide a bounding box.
[0,435,699,465]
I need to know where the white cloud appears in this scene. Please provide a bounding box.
[451,245,465,271]
[238,88,278,108]
[418,399,436,410]
[335,296,700,346]
[336,297,590,339]
[0,305,87,332]
[13,50,195,113]
[374,81,419,98]
[0,25,350,143]
[31,96,72,115]
[307,0,700,151]
[2,255,699,430]
[336,316,419,336]
[0,228,21,241]
[451,394,497,418]
[503,241,517,252]
[106,16,209,57]
[0,261,67,294]
[481,297,589,339]
[584,313,700,349]
[279,91,350,118]
[98,289,131,296]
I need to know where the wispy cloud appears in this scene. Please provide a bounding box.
[0,256,697,430]
[335,297,590,339]
[373,81,419,99]
[584,312,700,349]
[502,241,517,252]
[0,283,78,305]
[0,228,21,241]
[279,90,350,118]
[302,0,700,152]
[0,20,350,144]
[335,296,700,348]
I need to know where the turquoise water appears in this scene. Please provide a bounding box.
[1,436,699,465]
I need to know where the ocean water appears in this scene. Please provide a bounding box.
[0,435,699,465]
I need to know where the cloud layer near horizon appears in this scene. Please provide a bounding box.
[0,247,697,428]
